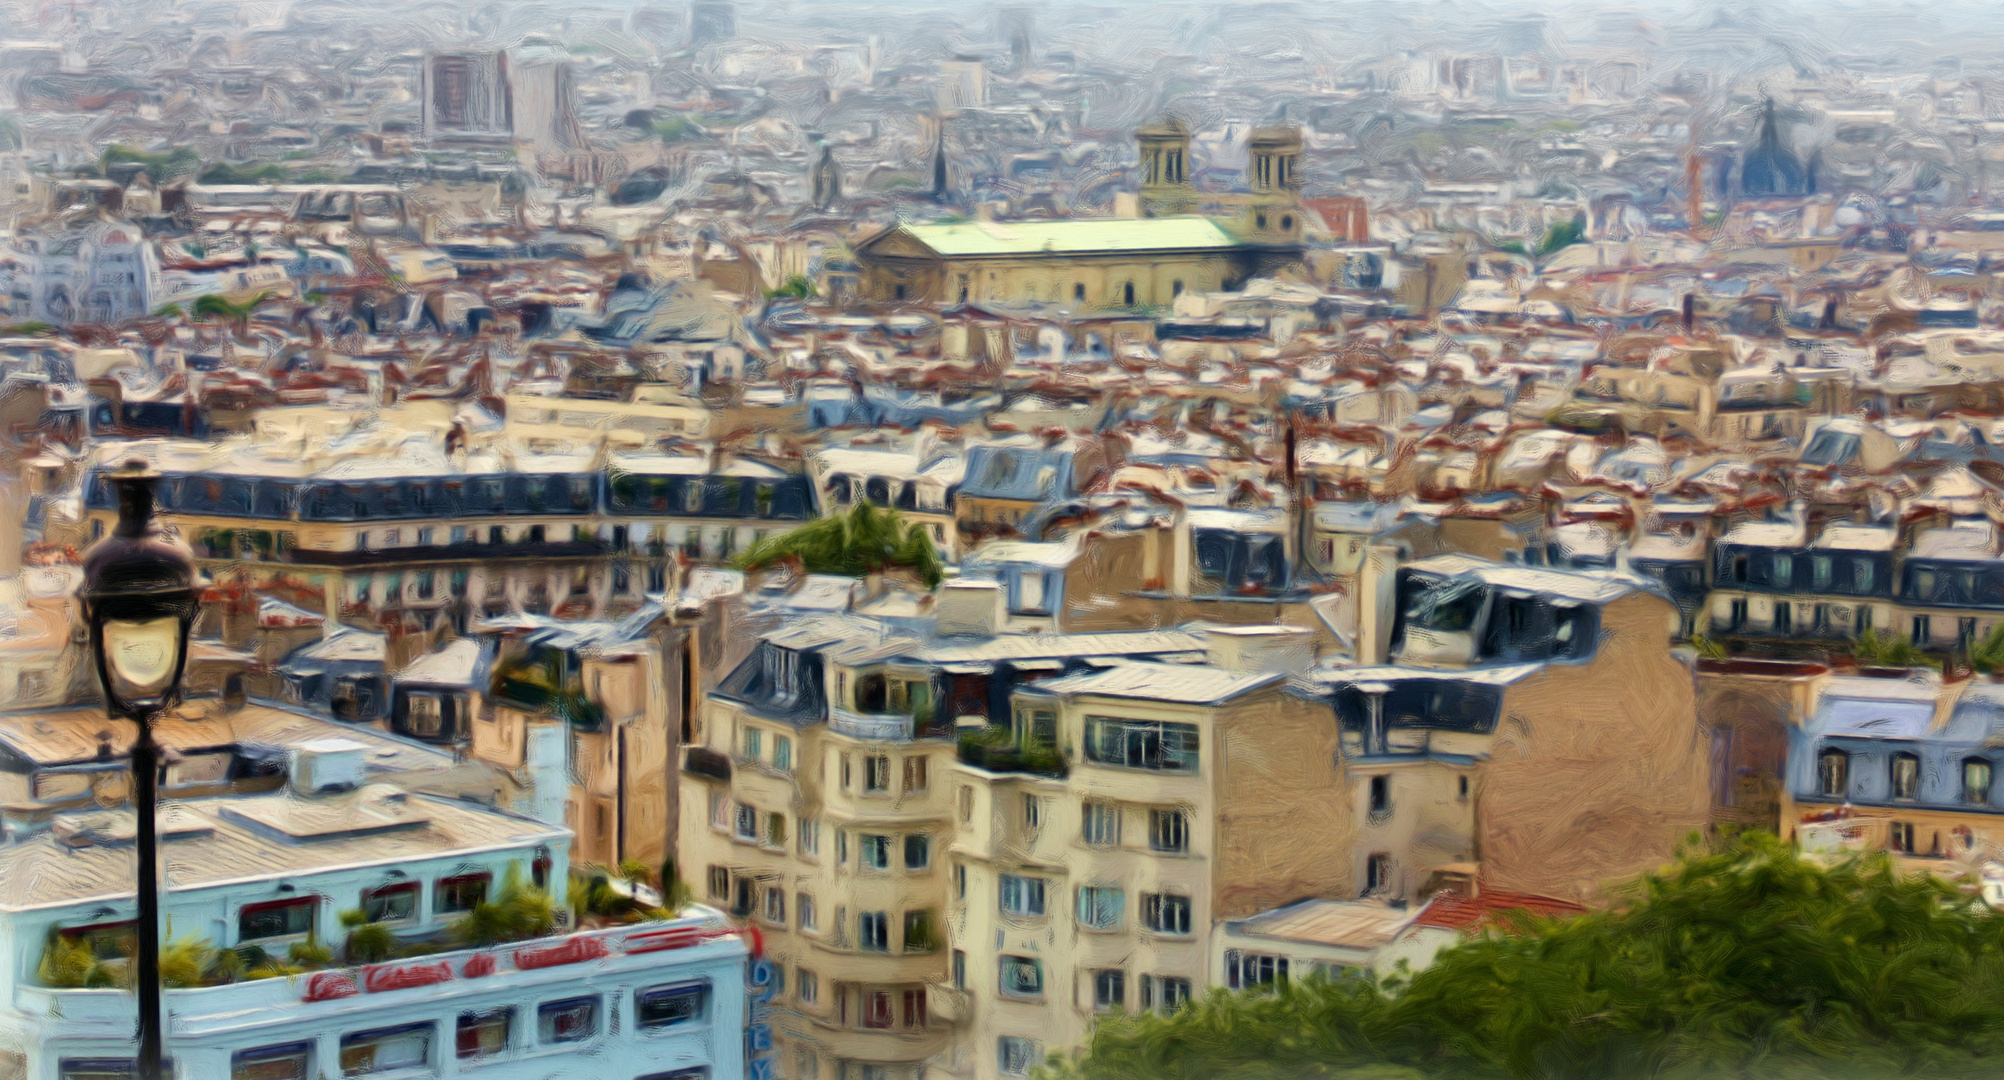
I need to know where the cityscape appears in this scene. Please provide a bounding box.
[5,0,2004,1078]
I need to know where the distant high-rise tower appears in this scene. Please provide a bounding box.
[509,40,585,151]
[688,0,736,46]
[1001,6,1034,69]
[422,52,511,138]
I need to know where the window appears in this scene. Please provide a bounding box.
[904,834,931,870]
[763,886,787,924]
[1141,892,1191,935]
[1077,886,1124,930]
[841,755,853,789]
[903,988,928,1028]
[1891,753,1921,801]
[1458,775,1470,800]
[904,908,939,952]
[955,862,967,899]
[765,812,787,848]
[999,1036,1041,1076]
[437,872,490,914]
[735,804,759,841]
[1368,775,1390,815]
[1082,801,1121,847]
[1365,853,1393,896]
[865,755,890,792]
[773,736,792,772]
[537,997,600,1044]
[1966,758,1994,805]
[952,949,966,989]
[799,970,820,1003]
[958,785,974,823]
[1023,793,1043,829]
[1817,749,1850,798]
[1891,820,1917,853]
[455,1008,512,1059]
[233,1043,311,1080]
[1224,951,1290,989]
[1093,970,1126,1012]
[708,865,729,900]
[744,728,762,761]
[361,882,418,924]
[799,817,820,857]
[864,990,894,1028]
[1140,975,1192,1015]
[1000,874,1047,916]
[1017,708,1057,747]
[837,830,849,864]
[238,897,315,943]
[637,982,710,1028]
[1148,809,1188,853]
[861,834,891,870]
[60,921,135,962]
[860,911,890,951]
[799,893,818,930]
[904,755,929,792]
[1085,717,1200,772]
[61,1063,177,1080]
[339,1023,433,1076]
[999,955,1044,997]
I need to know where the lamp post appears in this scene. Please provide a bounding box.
[81,460,199,1080]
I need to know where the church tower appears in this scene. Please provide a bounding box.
[1136,116,1193,217]
[811,140,843,210]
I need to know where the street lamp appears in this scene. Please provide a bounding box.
[81,460,200,1080]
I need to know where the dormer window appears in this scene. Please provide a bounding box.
[1891,752,1921,801]
[1817,749,1850,797]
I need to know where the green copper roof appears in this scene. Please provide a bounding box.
[893,216,1240,257]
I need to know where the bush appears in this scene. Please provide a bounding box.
[453,866,557,948]
[38,934,97,989]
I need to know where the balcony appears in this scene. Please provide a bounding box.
[18,910,746,1040]
[956,729,1067,778]
[831,707,920,742]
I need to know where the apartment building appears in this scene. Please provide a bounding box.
[947,649,1347,1080]
[80,430,816,664]
[1311,555,1713,904]
[1783,674,2004,868]
[677,593,1224,1080]
[0,777,748,1080]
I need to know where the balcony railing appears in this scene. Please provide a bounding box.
[17,909,745,1036]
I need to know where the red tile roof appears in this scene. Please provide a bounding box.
[1413,889,1587,934]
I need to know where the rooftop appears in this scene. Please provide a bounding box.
[1025,660,1280,705]
[0,786,565,911]
[1225,898,1427,950]
[886,216,1240,258]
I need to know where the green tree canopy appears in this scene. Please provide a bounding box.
[1046,832,2004,1080]
[738,501,943,589]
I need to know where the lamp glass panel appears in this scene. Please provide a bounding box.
[102,616,182,700]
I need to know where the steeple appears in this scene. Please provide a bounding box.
[1741,96,1806,198]
[811,139,843,210]
[930,120,950,200]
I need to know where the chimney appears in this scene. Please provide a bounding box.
[1170,504,1193,599]
[1205,625,1314,674]
[936,579,1004,637]
[288,738,369,794]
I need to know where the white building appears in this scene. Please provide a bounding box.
[6,211,158,326]
[0,775,749,1080]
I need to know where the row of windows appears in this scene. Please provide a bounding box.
[1816,749,1995,804]
[95,471,817,523]
[976,871,1194,934]
[703,867,937,952]
[206,982,707,1078]
[60,872,499,959]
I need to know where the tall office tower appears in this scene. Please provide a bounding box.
[422,52,511,138]
[509,40,586,151]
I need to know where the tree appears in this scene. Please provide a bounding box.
[192,290,271,339]
[738,501,943,589]
[1046,832,2004,1080]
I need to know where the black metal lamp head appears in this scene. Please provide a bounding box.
[81,460,200,721]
